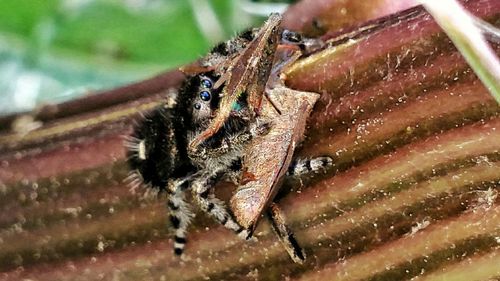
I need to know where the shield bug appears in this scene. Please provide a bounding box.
[231,85,323,263]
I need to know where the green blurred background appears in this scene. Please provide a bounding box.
[0,0,293,115]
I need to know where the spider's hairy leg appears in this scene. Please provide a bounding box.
[190,170,250,239]
[287,156,333,176]
[166,178,194,256]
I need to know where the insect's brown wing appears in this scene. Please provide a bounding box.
[189,14,283,150]
[230,86,320,231]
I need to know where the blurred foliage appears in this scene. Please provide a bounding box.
[0,0,292,115]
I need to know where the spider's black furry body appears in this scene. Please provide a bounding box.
[126,70,261,255]
[125,23,331,258]
[126,106,192,190]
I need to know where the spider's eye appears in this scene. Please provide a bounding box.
[201,78,213,89]
[199,91,211,101]
[194,103,201,110]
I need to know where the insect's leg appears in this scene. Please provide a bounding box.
[287,156,333,176]
[281,29,325,55]
[266,202,306,264]
[190,171,250,239]
[227,120,271,145]
[166,178,194,256]
[195,121,271,160]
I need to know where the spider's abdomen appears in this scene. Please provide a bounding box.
[126,105,192,191]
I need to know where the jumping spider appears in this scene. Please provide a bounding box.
[125,14,331,259]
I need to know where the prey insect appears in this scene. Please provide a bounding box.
[125,13,330,262]
[231,85,322,263]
